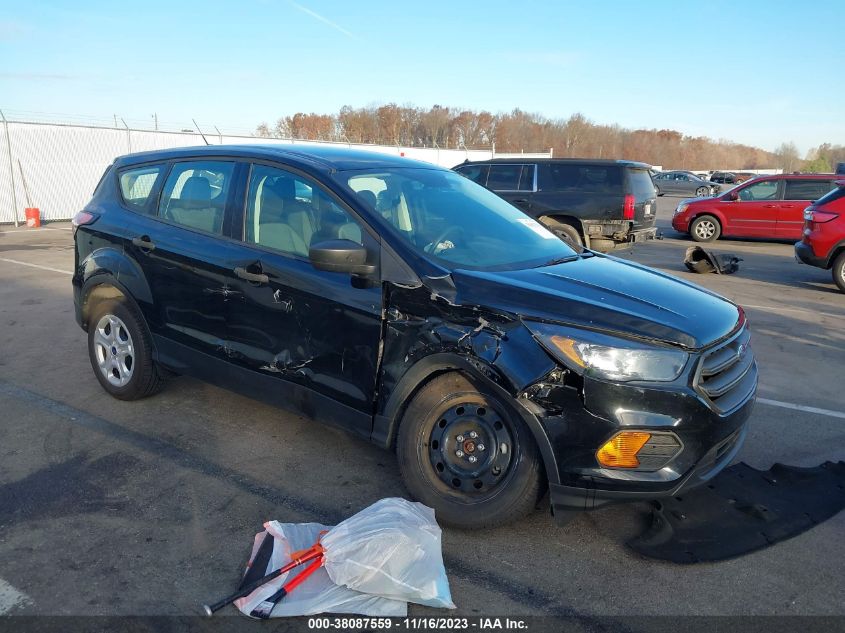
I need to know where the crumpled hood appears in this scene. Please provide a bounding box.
[450,255,741,349]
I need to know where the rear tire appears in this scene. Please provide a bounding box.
[543,219,583,248]
[833,251,845,293]
[87,298,166,400]
[396,372,545,528]
[690,215,721,242]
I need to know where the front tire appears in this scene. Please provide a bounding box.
[832,251,845,293]
[695,186,709,197]
[396,372,545,528]
[87,298,166,400]
[690,214,721,242]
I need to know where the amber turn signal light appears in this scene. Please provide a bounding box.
[596,431,652,468]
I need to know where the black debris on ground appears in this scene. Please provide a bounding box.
[628,461,845,563]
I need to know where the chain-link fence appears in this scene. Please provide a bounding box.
[0,113,551,224]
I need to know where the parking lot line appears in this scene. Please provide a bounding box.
[0,577,31,614]
[0,257,72,275]
[757,398,845,420]
[744,304,844,320]
[0,227,72,234]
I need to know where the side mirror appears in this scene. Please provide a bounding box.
[728,190,739,201]
[309,239,376,276]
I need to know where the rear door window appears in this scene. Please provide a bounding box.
[540,164,623,193]
[157,161,235,234]
[518,164,536,191]
[486,165,523,191]
[784,179,836,201]
[118,165,164,213]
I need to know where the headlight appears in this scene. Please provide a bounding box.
[526,322,689,382]
[674,203,688,216]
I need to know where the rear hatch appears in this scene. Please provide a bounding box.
[626,167,658,230]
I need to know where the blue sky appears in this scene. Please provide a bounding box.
[1,0,841,153]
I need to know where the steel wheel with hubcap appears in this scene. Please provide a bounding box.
[690,214,721,242]
[397,372,544,528]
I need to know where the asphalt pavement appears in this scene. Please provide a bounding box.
[0,200,843,625]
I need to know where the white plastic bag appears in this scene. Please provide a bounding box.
[321,498,455,609]
[234,521,407,618]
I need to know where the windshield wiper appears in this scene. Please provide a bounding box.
[538,254,580,267]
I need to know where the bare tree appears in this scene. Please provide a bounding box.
[259,103,787,168]
[774,141,801,172]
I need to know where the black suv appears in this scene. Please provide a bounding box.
[453,158,658,251]
[710,171,741,184]
[73,146,756,528]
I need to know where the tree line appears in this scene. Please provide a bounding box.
[255,104,838,172]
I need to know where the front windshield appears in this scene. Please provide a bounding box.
[336,168,578,270]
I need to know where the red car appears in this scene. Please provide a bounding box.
[795,180,845,292]
[672,173,841,242]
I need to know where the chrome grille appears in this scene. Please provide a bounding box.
[695,326,756,414]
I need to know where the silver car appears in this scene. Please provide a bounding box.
[652,171,720,197]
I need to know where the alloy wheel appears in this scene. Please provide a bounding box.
[93,313,135,387]
[694,220,716,240]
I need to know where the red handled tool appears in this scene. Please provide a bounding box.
[249,554,324,618]
[203,542,324,616]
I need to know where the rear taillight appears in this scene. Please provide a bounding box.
[623,194,635,220]
[810,210,838,224]
[802,207,839,241]
[71,210,98,236]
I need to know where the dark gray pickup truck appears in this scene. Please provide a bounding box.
[453,158,658,252]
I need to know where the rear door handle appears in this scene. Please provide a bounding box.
[511,198,529,205]
[234,266,269,284]
[131,236,156,251]
[763,204,778,208]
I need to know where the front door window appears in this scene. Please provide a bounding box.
[738,180,779,201]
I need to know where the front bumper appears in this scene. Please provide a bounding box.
[549,417,750,520]
[671,213,690,232]
[794,240,828,269]
[535,332,757,520]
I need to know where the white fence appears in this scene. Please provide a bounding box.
[0,119,551,224]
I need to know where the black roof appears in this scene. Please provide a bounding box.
[459,157,652,170]
[114,144,442,172]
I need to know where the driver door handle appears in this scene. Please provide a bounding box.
[511,198,529,205]
[234,267,269,284]
[131,236,156,251]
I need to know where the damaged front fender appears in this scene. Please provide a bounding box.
[372,282,564,485]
